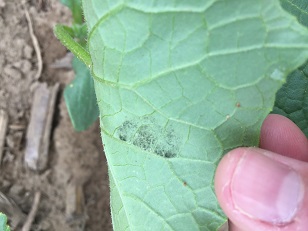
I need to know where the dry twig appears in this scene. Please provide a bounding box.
[25,83,59,171]
[21,191,41,231]
[24,8,43,80]
[66,183,85,222]
[0,110,8,165]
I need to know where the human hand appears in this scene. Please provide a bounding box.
[215,114,308,231]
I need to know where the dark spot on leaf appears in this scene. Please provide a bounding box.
[118,120,137,142]
[183,181,187,186]
[236,102,241,107]
[119,134,127,141]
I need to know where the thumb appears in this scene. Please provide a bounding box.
[215,147,308,231]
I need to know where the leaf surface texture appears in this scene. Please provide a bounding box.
[82,1,308,230]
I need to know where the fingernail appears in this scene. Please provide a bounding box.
[231,149,303,225]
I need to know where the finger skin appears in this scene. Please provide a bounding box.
[260,114,308,162]
[215,148,308,231]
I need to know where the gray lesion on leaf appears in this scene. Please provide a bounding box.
[117,117,180,158]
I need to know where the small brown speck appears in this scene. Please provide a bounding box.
[236,102,241,108]
[183,181,187,186]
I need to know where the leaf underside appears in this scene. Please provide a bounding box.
[81,0,308,230]
[273,0,308,137]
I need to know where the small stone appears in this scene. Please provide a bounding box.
[9,185,24,198]
[3,151,14,163]
[1,180,11,189]
[13,60,32,74]
[23,45,33,59]
[0,0,6,8]
[39,220,51,230]
[4,65,22,80]
[6,135,14,149]
[13,131,23,150]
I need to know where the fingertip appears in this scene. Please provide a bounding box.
[260,114,308,162]
[215,147,308,231]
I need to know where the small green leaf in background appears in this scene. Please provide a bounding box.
[57,0,100,131]
[0,213,10,231]
[273,0,308,136]
[71,23,88,47]
[64,56,99,131]
[273,61,308,136]
[59,0,87,47]
[280,0,308,27]
[60,0,83,24]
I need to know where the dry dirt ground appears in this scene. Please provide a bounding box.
[0,0,112,230]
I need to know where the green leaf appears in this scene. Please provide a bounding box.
[64,56,99,131]
[0,213,10,231]
[273,62,308,136]
[71,23,88,48]
[280,0,308,27]
[81,0,308,230]
[60,0,83,24]
[273,1,308,136]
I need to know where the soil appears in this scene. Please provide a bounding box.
[0,0,112,230]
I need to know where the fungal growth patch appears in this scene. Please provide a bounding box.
[117,117,179,158]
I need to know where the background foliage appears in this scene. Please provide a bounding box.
[273,0,308,136]
[60,0,99,131]
[0,213,10,231]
